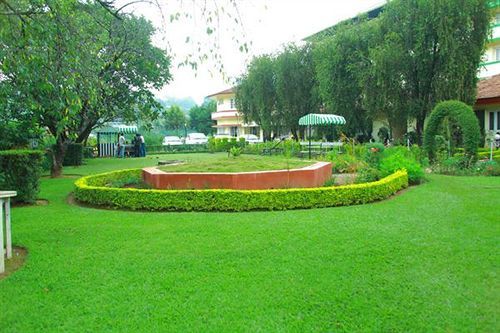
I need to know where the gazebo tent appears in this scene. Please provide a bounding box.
[298,113,346,159]
[96,125,138,157]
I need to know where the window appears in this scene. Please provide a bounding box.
[230,126,238,137]
[496,13,500,24]
[230,98,235,109]
[218,99,223,105]
[495,48,500,61]
[489,111,500,131]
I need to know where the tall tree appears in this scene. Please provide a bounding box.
[274,44,319,139]
[313,18,378,139]
[374,0,490,139]
[0,0,171,176]
[236,55,278,139]
[189,100,215,134]
[362,31,409,140]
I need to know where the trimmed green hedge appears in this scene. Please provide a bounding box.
[74,169,409,212]
[0,150,44,203]
[424,100,481,163]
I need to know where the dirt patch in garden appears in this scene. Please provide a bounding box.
[332,173,357,185]
[12,199,49,208]
[42,174,82,179]
[67,193,120,211]
[0,246,28,280]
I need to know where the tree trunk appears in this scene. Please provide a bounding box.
[51,137,66,178]
[75,122,95,144]
[415,116,425,145]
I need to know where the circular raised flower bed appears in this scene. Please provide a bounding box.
[73,169,408,212]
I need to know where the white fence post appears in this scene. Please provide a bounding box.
[0,198,4,274]
[5,198,11,259]
[0,192,17,274]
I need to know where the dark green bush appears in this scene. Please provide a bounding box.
[74,169,408,212]
[208,137,245,152]
[379,152,424,185]
[0,150,44,203]
[63,143,83,166]
[424,100,481,164]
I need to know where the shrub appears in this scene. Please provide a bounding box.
[74,169,408,212]
[474,160,500,176]
[379,152,424,185]
[355,167,381,184]
[325,151,364,173]
[363,143,385,167]
[243,140,301,157]
[208,137,245,152]
[424,100,481,164]
[322,177,337,187]
[63,143,83,166]
[0,150,44,203]
[229,146,242,157]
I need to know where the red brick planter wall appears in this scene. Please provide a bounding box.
[142,162,332,190]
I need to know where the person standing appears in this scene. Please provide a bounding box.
[133,134,141,157]
[118,132,126,158]
[140,134,146,157]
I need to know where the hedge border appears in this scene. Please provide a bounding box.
[74,169,408,212]
[0,149,44,203]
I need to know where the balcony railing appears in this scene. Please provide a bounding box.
[211,111,240,120]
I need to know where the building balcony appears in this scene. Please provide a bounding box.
[211,111,240,120]
[491,25,500,41]
[479,60,500,78]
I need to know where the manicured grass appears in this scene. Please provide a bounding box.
[1,155,499,332]
[158,153,313,172]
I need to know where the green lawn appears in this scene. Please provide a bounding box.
[158,154,313,173]
[1,154,499,332]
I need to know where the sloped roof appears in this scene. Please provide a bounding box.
[477,74,500,100]
[206,87,235,98]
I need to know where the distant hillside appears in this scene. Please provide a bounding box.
[158,97,197,114]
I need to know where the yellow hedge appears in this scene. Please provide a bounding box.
[74,169,408,212]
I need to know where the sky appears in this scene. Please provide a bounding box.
[127,0,386,104]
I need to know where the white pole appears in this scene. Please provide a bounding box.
[491,140,494,162]
[0,198,4,274]
[5,198,11,259]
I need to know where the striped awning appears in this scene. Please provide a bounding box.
[97,124,138,134]
[298,113,346,126]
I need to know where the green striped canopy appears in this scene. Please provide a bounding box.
[96,124,138,134]
[299,113,346,126]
